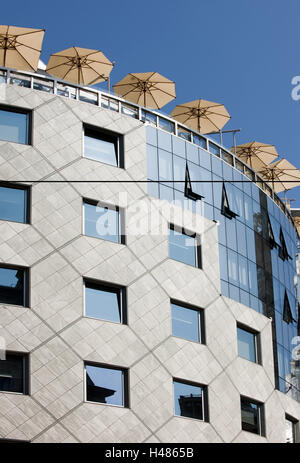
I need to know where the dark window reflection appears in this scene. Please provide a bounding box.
[174,380,204,420]
[0,266,27,306]
[241,397,262,435]
[0,185,28,223]
[0,108,29,144]
[85,364,126,406]
[0,353,28,394]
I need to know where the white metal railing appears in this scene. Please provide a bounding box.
[0,66,295,230]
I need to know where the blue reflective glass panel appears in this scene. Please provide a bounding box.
[174,380,204,420]
[169,228,197,267]
[171,302,200,342]
[85,364,124,406]
[237,327,256,362]
[0,109,28,144]
[84,201,120,243]
[0,186,28,223]
[85,281,122,323]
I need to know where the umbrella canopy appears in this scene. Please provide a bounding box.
[257,158,300,193]
[0,25,45,72]
[46,47,114,85]
[231,141,278,171]
[113,72,176,109]
[170,99,230,134]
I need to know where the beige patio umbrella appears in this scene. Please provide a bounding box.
[0,25,45,72]
[46,47,114,86]
[170,99,230,134]
[231,141,278,171]
[113,72,176,109]
[257,158,300,193]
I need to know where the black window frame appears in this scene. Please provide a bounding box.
[221,182,238,220]
[0,104,32,146]
[0,181,31,224]
[83,197,125,245]
[241,396,265,436]
[173,378,209,422]
[237,323,262,365]
[83,278,127,325]
[0,264,29,308]
[169,224,202,269]
[83,124,124,168]
[171,299,205,344]
[0,351,29,395]
[84,361,129,408]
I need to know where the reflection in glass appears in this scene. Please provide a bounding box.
[241,398,261,435]
[85,364,125,406]
[0,266,26,306]
[85,280,123,323]
[171,302,200,342]
[84,128,118,166]
[174,380,204,420]
[0,354,27,394]
[169,227,198,267]
[0,108,28,144]
[237,326,256,362]
[0,185,28,223]
[83,200,120,243]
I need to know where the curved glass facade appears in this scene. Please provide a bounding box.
[146,125,299,400]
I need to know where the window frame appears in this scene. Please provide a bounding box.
[0,104,32,145]
[169,224,202,269]
[82,197,125,245]
[173,378,209,422]
[0,351,29,395]
[0,182,31,224]
[83,278,127,325]
[237,323,261,365]
[171,299,205,344]
[83,124,124,168]
[84,361,129,408]
[240,395,265,436]
[0,264,30,308]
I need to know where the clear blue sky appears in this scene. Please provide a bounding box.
[3,0,300,205]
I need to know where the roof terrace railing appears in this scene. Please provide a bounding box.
[0,66,296,231]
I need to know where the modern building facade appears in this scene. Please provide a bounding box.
[0,66,299,443]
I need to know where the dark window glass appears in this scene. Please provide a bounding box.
[174,380,205,421]
[84,280,125,324]
[241,397,264,435]
[0,184,29,223]
[84,126,123,167]
[83,199,123,244]
[171,301,202,343]
[0,353,28,394]
[0,108,29,144]
[237,326,258,363]
[169,226,201,268]
[0,266,28,306]
[85,363,127,406]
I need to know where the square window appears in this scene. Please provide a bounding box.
[171,301,204,343]
[85,363,128,407]
[83,125,124,168]
[0,183,29,224]
[83,199,124,244]
[0,265,29,307]
[241,397,265,435]
[169,225,201,268]
[173,379,207,421]
[285,415,298,443]
[237,324,260,363]
[0,107,30,145]
[0,353,29,394]
[84,279,126,324]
